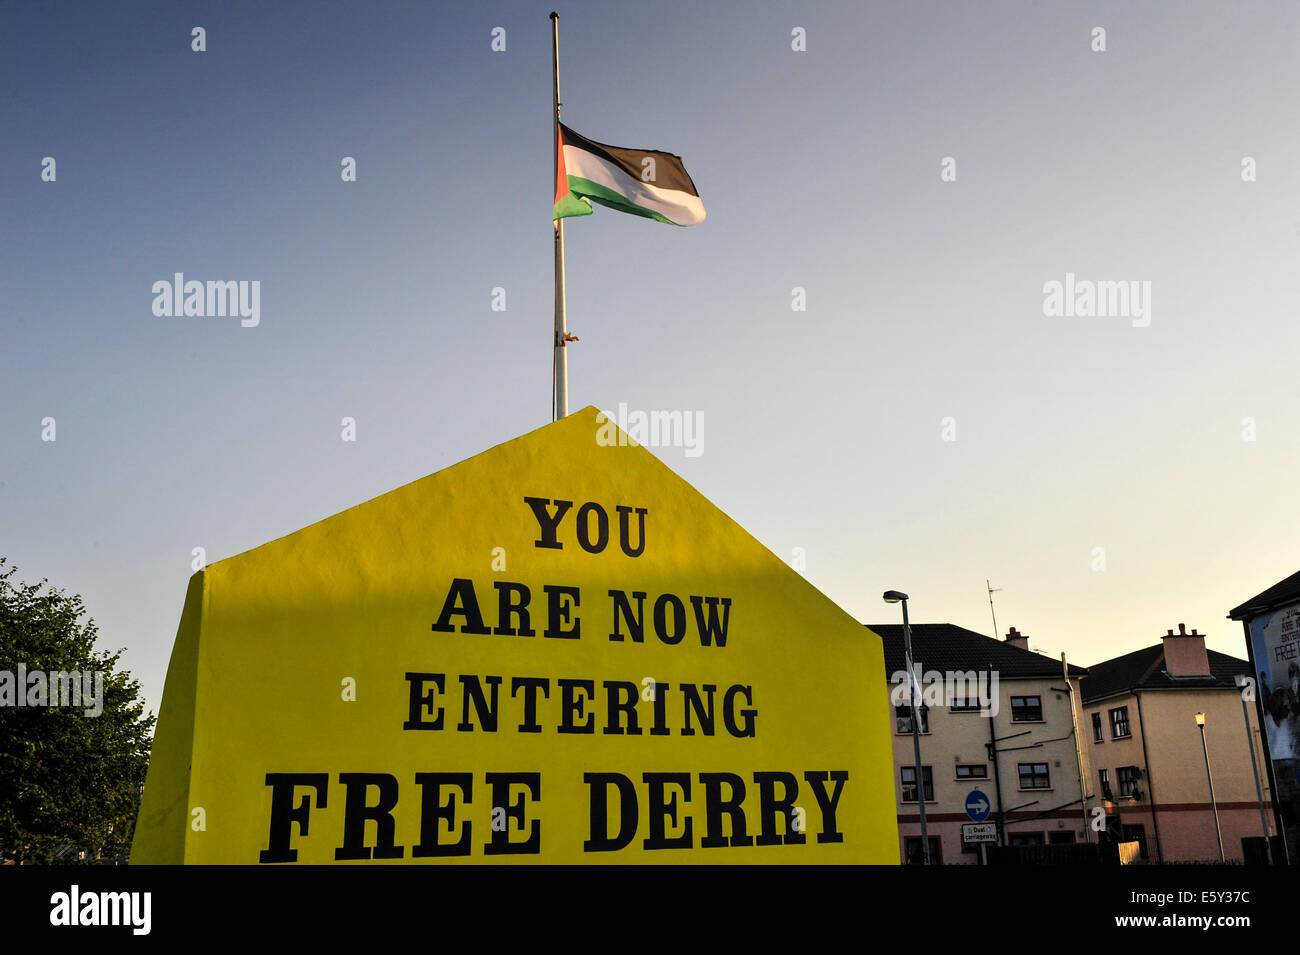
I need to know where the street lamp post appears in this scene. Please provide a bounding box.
[885,590,929,865]
[1195,712,1225,863]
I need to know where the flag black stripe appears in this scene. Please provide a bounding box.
[560,124,700,198]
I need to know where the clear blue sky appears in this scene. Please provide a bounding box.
[4,1,1299,714]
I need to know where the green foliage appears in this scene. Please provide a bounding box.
[0,558,155,863]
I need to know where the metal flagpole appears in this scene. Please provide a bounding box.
[551,12,569,421]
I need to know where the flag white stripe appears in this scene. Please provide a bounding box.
[562,145,706,225]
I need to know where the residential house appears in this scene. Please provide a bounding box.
[1081,624,1275,863]
[870,623,1091,864]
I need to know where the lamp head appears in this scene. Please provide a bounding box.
[883,590,908,604]
[1195,712,1206,727]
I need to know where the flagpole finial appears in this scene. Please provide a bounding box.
[550,11,559,19]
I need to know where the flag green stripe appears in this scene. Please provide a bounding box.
[566,175,684,226]
[553,191,593,220]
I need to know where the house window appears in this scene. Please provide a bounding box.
[901,766,934,803]
[1117,765,1142,798]
[903,836,942,865]
[1018,762,1051,790]
[1048,831,1076,845]
[1110,707,1131,739]
[1092,712,1104,743]
[955,764,988,780]
[896,704,930,734]
[1009,831,1045,846]
[1099,768,1112,801]
[1011,696,1043,722]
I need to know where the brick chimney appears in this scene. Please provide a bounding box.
[1162,623,1211,677]
[1005,627,1029,651]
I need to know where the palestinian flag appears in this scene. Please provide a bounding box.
[553,123,705,226]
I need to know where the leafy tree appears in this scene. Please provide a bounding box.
[0,558,155,863]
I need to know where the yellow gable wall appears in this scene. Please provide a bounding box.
[132,407,898,863]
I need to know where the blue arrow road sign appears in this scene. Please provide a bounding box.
[966,789,991,822]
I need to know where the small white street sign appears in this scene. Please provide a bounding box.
[962,822,997,844]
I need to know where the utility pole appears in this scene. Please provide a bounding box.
[986,663,1006,847]
[1061,652,1091,842]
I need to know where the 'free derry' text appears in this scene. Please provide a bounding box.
[259,496,852,862]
